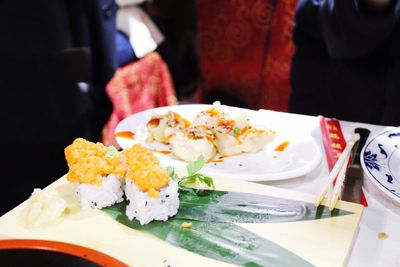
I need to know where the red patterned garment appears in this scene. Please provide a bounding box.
[260,0,296,111]
[197,0,296,111]
[102,52,177,147]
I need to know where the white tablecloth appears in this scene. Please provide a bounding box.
[260,111,400,267]
[1,110,399,266]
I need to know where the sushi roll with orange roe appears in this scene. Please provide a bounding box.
[64,138,125,209]
[65,138,179,225]
[123,144,179,225]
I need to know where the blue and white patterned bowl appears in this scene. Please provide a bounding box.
[361,127,400,202]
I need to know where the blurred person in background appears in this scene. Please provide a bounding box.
[115,0,198,98]
[289,0,400,125]
[0,0,117,215]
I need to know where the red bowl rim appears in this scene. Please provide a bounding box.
[0,239,128,267]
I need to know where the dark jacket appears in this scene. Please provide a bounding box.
[289,0,400,126]
[0,0,117,214]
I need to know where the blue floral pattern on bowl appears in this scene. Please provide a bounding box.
[363,150,380,171]
[361,128,400,201]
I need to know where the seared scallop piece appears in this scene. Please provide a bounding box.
[146,111,190,144]
[214,126,276,156]
[213,131,242,156]
[192,102,232,129]
[170,126,216,162]
[239,128,276,153]
[192,101,277,156]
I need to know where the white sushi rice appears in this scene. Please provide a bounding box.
[125,179,179,225]
[73,174,124,210]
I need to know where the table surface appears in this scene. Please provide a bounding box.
[1,110,399,267]
[257,111,400,267]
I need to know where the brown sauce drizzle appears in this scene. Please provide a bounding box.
[217,119,234,132]
[173,112,190,128]
[210,156,225,163]
[147,118,161,127]
[157,150,172,155]
[274,141,289,152]
[149,149,172,155]
[115,131,135,140]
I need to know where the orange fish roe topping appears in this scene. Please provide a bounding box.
[65,139,170,195]
[64,138,126,185]
[65,138,108,167]
[123,144,170,198]
[105,154,127,178]
[67,156,110,185]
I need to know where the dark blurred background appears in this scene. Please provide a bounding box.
[0,0,296,214]
[0,0,198,215]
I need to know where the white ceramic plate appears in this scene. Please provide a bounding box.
[361,127,400,202]
[115,105,322,181]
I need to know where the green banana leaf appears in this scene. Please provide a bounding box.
[103,190,353,266]
[175,190,352,223]
[105,203,313,267]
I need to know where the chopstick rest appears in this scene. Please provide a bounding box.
[314,132,360,207]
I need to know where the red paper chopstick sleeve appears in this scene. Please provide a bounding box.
[319,116,368,206]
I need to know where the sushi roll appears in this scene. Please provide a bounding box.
[65,139,179,225]
[123,144,179,225]
[64,138,125,209]
[146,111,190,144]
[72,174,125,210]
